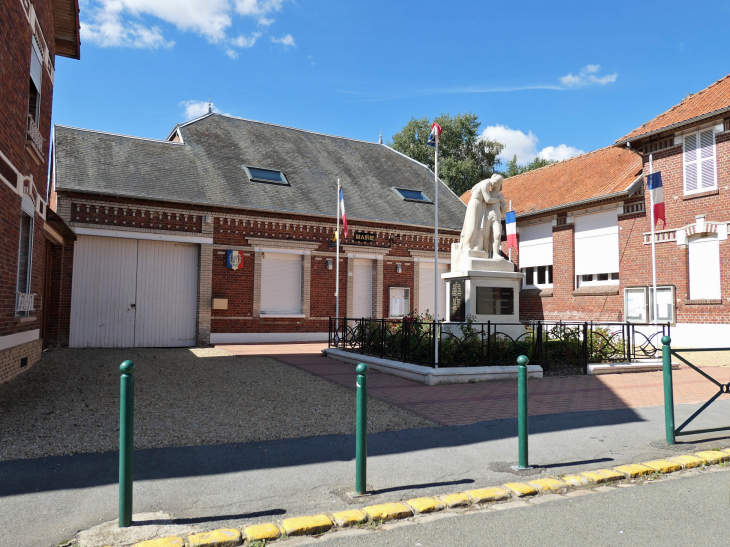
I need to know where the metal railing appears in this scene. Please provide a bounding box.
[26,114,44,155]
[15,292,36,313]
[329,317,670,373]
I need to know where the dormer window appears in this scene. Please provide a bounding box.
[391,188,432,203]
[243,165,289,186]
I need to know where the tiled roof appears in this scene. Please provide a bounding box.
[459,146,642,216]
[54,114,467,230]
[617,74,730,143]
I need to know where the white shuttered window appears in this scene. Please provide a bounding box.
[689,236,721,300]
[574,210,619,276]
[261,252,302,314]
[518,222,553,268]
[683,128,717,194]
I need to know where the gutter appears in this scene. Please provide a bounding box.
[615,105,730,146]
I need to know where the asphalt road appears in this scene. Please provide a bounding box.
[319,467,730,547]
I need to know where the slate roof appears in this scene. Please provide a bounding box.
[459,146,643,217]
[617,74,730,144]
[54,114,466,231]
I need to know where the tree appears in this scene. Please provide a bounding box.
[388,113,504,197]
[502,154,557,178]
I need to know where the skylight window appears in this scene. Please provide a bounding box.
[243,165,290,186]
[391,188,432,203]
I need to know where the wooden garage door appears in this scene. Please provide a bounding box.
[69,235,198,348]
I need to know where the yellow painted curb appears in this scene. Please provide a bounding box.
[186,528,241,547]
[668,455,704,469]
[243,523,280,542]
[438,492,470,508]
[695,451,730,465]
[332,510,368,528]
[613,464,654,478]
[642,459,682,474]
[580,469,624,484]
[362,503,413,522]
[561,474,590,486]
[528,478,567,492]
[466,487,510,503]
[406,497,444,514]
[134,537,184,547]
[503,482,537,497]
[281,514,333,536]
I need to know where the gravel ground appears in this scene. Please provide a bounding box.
[672,349,730,367]
[0,347,435,462]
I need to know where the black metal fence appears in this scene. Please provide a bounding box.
[328,317,670,374]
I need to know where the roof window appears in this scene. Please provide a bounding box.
[243,165,289,186]
[392,188,432,203]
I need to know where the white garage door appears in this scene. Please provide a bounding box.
[70,235,198,348]
[418,262,449,319]
[353,258,373,318]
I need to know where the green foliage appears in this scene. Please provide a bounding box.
[388,113,504,197]
[502,154,558,178]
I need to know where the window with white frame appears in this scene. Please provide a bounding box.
[389,287,410,318]
[16,211,34,315]
[29,40,42,126]
[519,222,553,288]
[574,210,619,287]
[649,286,675,323]
[260,252,302,315]
[688,235,721,300]
[683,128,717,195]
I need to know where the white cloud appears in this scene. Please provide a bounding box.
[180,100,228,120]
[480,125,584,165]
[271,34,295,47]
[560,64,617,88]
[81,0,290,52]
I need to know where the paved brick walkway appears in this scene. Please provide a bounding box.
[217,344,730,426]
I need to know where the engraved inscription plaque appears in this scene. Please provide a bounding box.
[450,280,465,322]
[475,287,514,315]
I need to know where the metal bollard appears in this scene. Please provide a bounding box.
[662,336,676,445]
[119,360,135,527]
[516,355,531,470]
[355,363,368,495]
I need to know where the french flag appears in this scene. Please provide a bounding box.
[427,123,442,147]
[647,172,666,227]
[339,187,348,238]
[505,210,517,250]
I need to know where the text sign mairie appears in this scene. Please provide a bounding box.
[353,231,376,243]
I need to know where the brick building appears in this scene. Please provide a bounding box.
[50,113,465,346]
[0,0,79,382]
[464,74,730,347]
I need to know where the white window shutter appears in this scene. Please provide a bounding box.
[574,210,619,276]
[689,237,721,300]
[30,43,43,92]
[699,129,716,190]
[518,222,553,268]
[684,133,699,193]
[260,253,302,314]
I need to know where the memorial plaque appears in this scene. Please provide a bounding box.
[354,231,376,243]
[450,280,465,322]
[476,287,514,315]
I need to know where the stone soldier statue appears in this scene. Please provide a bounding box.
[459,174,507,258]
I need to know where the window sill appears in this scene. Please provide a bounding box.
[572,285,619,296]
[25,140,44,165]
[259,313,306,318]
[684,299,722,305]
[683,189,719,201]
[521,288,553,297]
[13,315,37,323]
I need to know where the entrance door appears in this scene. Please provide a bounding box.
[353,258,373,318]
[69,235,198,347]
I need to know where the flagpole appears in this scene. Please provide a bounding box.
[649,155,658,328]
[336,178,340,331]
[434,135,439,368]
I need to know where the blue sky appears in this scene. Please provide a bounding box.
[54,0,730,166]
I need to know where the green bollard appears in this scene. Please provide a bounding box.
[355,363,368,495]
[516,355,531,469]
[119,360,135,527]
[662,336,676,445]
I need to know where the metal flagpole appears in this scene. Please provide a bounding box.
[649,155,659,328]
[434,135,439,367]
[336,178,340,331]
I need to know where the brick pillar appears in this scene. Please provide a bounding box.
[552,223,575,299]
[253,250,262,317]
[373,258,383,318]
[301,254,311,317]
[197,215,213,345]
[412,260,420,314]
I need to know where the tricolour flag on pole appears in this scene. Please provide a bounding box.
[427,123,442,147]
[339,187,348,238]
[505,210,517,250]
[647,172,666,227]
